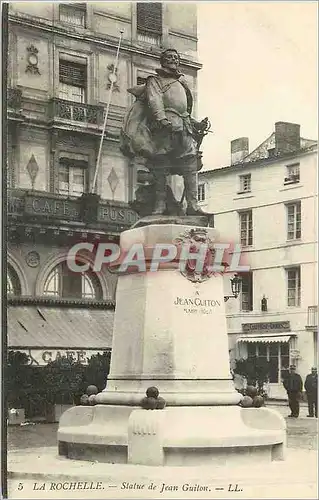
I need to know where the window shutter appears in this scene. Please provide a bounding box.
[60,2,86,11]
[137,3,162,35]
[59,60,87,87]
[248,273,253,311]
[59,157,88,169]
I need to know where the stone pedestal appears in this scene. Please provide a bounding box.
[58,223,286,465]
[96,224,239,406]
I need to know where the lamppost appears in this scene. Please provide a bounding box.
[224,274,242,302]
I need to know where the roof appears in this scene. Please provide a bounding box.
[8,306,114,349]
[242,133,317,164]
[201,135,317,176]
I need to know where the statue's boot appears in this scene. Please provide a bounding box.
[184,171,209,216]
[152,171,167,215]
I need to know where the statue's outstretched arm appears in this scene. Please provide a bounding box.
[145,77,166,122]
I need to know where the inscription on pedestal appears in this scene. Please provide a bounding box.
[173,291,221,315]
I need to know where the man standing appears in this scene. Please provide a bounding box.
[283,365,303,418]
[121,48,209,216]
[305,367,318,418]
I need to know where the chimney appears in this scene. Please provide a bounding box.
[275,122,300,155]
[231,137,249,164]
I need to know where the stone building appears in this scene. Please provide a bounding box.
[6,2,201,377]
[198,122,317,399]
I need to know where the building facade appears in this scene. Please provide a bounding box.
[199,122,318,399]
[6,3,200,374]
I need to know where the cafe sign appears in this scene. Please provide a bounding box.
[15,349,107,366]
[25,195,81,220]
[242,321,290,333]
[8,191,138,227]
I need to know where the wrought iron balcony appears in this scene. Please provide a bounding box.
[307,305,318,329]
[7,88,22,110]
[51,99,104,125]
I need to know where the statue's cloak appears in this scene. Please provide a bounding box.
[120,84,155,159]
[120,71,195,162]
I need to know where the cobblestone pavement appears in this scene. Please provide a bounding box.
[267,403,318,450]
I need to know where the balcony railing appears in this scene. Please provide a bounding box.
[137,32,161,46]
[307,306,318,328]
[7,88,22,110]
[51,99,104,125]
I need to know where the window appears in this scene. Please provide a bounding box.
[59,3,86,27]
[58,157,87,197]
[197,183,206,202]
[7,274,14,296]
[238,174,251,193]
[7,265,21,296]
[284,163,300,184]
[59,59,87,103]
[247,342,290,384]
[287,267,301,307]
[239,210,253,246]
[82,275,95,298]
[43,263,102,300]
[240,272,253,311]
[44,266,60,297]
[287,202,301,240]
[137,3,162,44]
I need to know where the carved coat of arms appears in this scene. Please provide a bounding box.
[174,228,215,283]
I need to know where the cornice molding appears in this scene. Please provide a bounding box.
[168,30,198,43]
[9,13,202,70]
[94,9,131,24]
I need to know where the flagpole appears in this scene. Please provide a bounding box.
[90,29,124,193]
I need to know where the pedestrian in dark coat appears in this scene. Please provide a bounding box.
[283,365,303,418]
[305,367,318,418]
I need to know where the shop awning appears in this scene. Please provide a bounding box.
[236,334,294,344]
[8,306,114,349]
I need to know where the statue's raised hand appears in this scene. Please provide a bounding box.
[197,117,210,132]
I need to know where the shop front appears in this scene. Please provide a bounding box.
[235,321,298,399]
[7,301,115,421]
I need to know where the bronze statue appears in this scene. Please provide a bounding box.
[120,48,211,217]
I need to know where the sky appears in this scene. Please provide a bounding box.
[197,2,318,169]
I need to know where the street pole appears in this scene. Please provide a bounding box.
[90,30,124,193]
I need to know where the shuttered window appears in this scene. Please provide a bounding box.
[59,60,87,87]
[241,272,253,312]
[59,3,86,27]
[137,3,162,35]
[59,59,87,103]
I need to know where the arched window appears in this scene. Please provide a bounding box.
[44,266,60,296]
[7,265,21,296]
[43,262,102,299]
